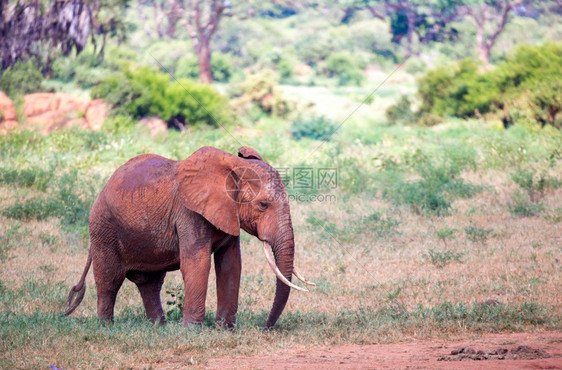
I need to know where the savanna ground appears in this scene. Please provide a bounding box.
[1,77,561,368]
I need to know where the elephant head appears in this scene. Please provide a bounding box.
[177,146,314,328]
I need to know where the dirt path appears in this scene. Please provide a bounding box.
[207,332,562,369]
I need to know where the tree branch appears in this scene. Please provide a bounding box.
[365,5,385,20]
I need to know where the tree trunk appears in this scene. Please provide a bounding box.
[197,40,213,84]
[404,7,415,59]
[475,23,490,65]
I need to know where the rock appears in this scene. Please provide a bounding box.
[0,120,18,134]
[85,99,109,131]
[0,91,17,121]
[138,116,168,137]
[21,92,108,133]
[23,93,89,132]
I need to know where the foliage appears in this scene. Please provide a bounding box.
[91,66,232,127]
[416,43,562,127]
[1,169,100,238]
[0,167,51,191]
[385,161,480,216]
[509,191,544,217]
[231,69,295,118]
[101,114,137,134]
[464,226,493,243]
[423,248,465,268]
[322,52,364,86]
[51,52,103,84]
[291,116,338,141]
[385,95,415,125]
[175,53,234,82]
[0,59,44,98]
[511,167,561,202]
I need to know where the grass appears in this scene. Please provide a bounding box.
[0,103,561,367]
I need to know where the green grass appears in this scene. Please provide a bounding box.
[0,108,561,368]
[0,277,556,368]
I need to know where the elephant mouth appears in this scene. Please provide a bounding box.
[262,241,316,291]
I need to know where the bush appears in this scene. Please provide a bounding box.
[231,69,295,118]
[416,43,562,127]
[385,161,480,216]
[1,170,98,236]
[385,95,415,125]
[512,168,561,202]
[464,226,493,243]
[101,115,137,134]
[51,52,102,83]
[423,248,465,268]
[291,116,338,141]
[91,66,232,127]
[175,53,233,83]
[323,52,363,86]
[509,191,543,217]
[0,59,43,97]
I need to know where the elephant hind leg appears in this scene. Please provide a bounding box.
[128,271,167,324]
[94,271,125,323]
[92,245,126,323]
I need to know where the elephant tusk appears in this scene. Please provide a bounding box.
[262,241,308,292]
[293,269,316,286]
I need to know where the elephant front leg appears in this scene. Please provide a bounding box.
[214,236,241,328]
[180,245,212,326]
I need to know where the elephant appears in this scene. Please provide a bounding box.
[64,146,314,329]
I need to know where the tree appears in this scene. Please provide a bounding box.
[0,0,128,69]
[0,0,91,69]
[463,0,519,66]
[183,0,227,84]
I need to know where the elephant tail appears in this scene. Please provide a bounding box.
[63,249,92,316]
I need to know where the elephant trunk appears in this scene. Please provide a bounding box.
[265,224,295,329]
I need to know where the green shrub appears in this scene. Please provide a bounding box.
[291,116,338,141]
[0,167,51,191]
[1,170,99,237]
[91,66,232,127]
[416,43,562,127]
[530,79,562,128]
[509,191,544,217]
[323,52,363,86]
[101,115,137,134]
[0,59,44,97]
[175,53,233,83]
[385,95,415,125]
[464,226,493,243]
[175,57,199,80]
[423,248,465,268]
[51,52,102,83]
[512,168,561,202]
[385,161,480,216]
[231,69,295,118]
[360,212,401,239]
[210,53,234,82]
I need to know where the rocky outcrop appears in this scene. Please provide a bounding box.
[138,116,168,137]
[0,91,18,133]
[22,93,109,133]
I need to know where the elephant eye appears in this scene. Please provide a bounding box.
[258,201,268,210]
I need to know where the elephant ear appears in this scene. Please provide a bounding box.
[238,146,263,161]
[177,147,243,236]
